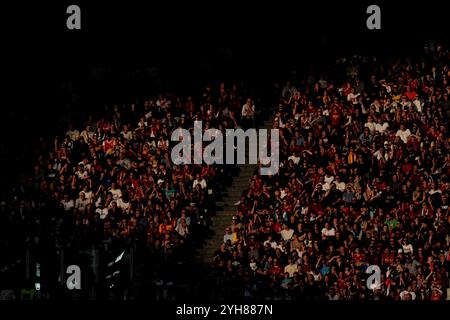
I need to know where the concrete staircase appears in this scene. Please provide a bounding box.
[197,118,274,265]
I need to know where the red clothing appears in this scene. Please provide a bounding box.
[331,110,341,127]
[103,139,115,152]
[268,265,282,276]
[430,293,442,301]
[405,91,416,100]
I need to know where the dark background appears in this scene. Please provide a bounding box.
[1,0,449,197]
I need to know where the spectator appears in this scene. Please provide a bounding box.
[241,98,256,129]
[212,43,450,300]
[4,81,251,299]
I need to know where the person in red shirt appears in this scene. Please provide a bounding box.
[430,288,443,300]
[268,259,283,276]
[330,106,342,127]
[405,85,417,100]
[102,135,116,154]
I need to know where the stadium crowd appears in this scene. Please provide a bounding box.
[211,44,450,300]
[1,41,449,301]
[0,80,256,299]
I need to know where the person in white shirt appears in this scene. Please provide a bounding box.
[263,235,278,249]
[280,224,294,241]
[223,227,233,243]
[380,79,391,94]
[321,223,336,237]
[75,192,90,213]
[395,124,411,144]
[137,117,148,129]
[373,147,388,162]
[192,174,207,189]
[116,196,131,213]
[364,116,377,134]
[175,218,190,238]
[324,173,334,185]
[81,185,94,202]
[61,194,74,212]
[80,125,94,142]
[177,211,191,227]
[375,117,389,134]
[288,152,300,165]
[94,193,113,219]
[370,100,383,113]
[401,239,413,254]
[109,183,122,200]
[121,124,133,141]
[284,257,298,277]
[241,98,256,129]
[75,165,88,180]
[318,77,328,89]
[77,158,92,172]
[346,88,359,104]
[95,192,112,209]
[400,95,411,110]
[117,153,131,170]
[400,290,416,300]
[96,207,109,220]
[241,99,255,117]
[412,94,423,113]
[334,176,346,192]
[65,124,80,141]
[322,174,334,191]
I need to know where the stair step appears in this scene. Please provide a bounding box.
[239,169,255,174]
[223,199,241,204]
[230,181,249,185]
[196,115,275,265]
[233,179,251,183]
[213,221,231,226]
[213,221,232,226]
[227,187,247,192]
[224,192,243,197]
[217,210,235,215]
[212,221,230,226]
[214,214,233,219]
[226,194,244,199]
